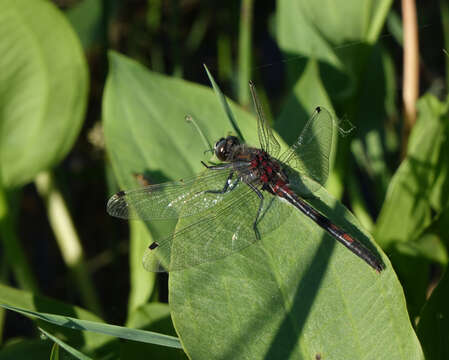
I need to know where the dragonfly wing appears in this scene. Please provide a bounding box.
[107,164,251,221]
[279,107,335,193]
[249,81,281,157]
[143,181,257,271]
[143,181,294,271]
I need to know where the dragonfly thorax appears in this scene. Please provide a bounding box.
[214,136,240,161]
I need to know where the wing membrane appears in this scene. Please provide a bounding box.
[107,164,253,220]
[143,181,294,271]
[279,107,335,189]
[249,81,281,157]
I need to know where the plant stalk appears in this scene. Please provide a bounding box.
[401,0,419,159]
[238,0,254,107]
[34,171,102,316]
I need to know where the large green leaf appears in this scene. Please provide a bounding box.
[0,0,88,187]
[277,0,392,49]
[276,0,393,99]
[103,52,422,359]
[170,193,420,359]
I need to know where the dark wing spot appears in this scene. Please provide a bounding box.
[315,106,321,113]
[149,242,159,250]
[106,191,130,218]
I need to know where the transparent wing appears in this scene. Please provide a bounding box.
[143,181,294,272]
[107,164,252,220]
[249,81,281,157]
[278,107,335,193]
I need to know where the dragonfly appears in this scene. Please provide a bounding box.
[107,81,384,272]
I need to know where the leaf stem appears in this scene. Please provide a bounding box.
[34,171,103,316]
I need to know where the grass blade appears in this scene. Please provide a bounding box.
[1,304,182,350]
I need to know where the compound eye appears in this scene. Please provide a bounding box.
[214,138,225,149]
[214,138,228,161]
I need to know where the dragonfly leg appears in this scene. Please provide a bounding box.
[247,183,264,240]
[201,161,234,170]
[201,160,250,170]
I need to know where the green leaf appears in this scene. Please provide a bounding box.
[276,0,393,99]
[351,45,396,198]
[347,44,397,232]
[0,0,88,187]
[417,268,449,360]
[410,233,447,265]
[1,304,182,350]
[170,192,421,359]
[375,95,449,248]
[40,327,93,360]
[277,0,392,49]
[66,0,104,50]
[102,52,422,359]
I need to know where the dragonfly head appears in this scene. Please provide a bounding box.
[214,136,240,161]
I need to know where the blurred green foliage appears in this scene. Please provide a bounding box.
[0,0,448,359]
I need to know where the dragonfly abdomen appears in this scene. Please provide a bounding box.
[280,190,384,272]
